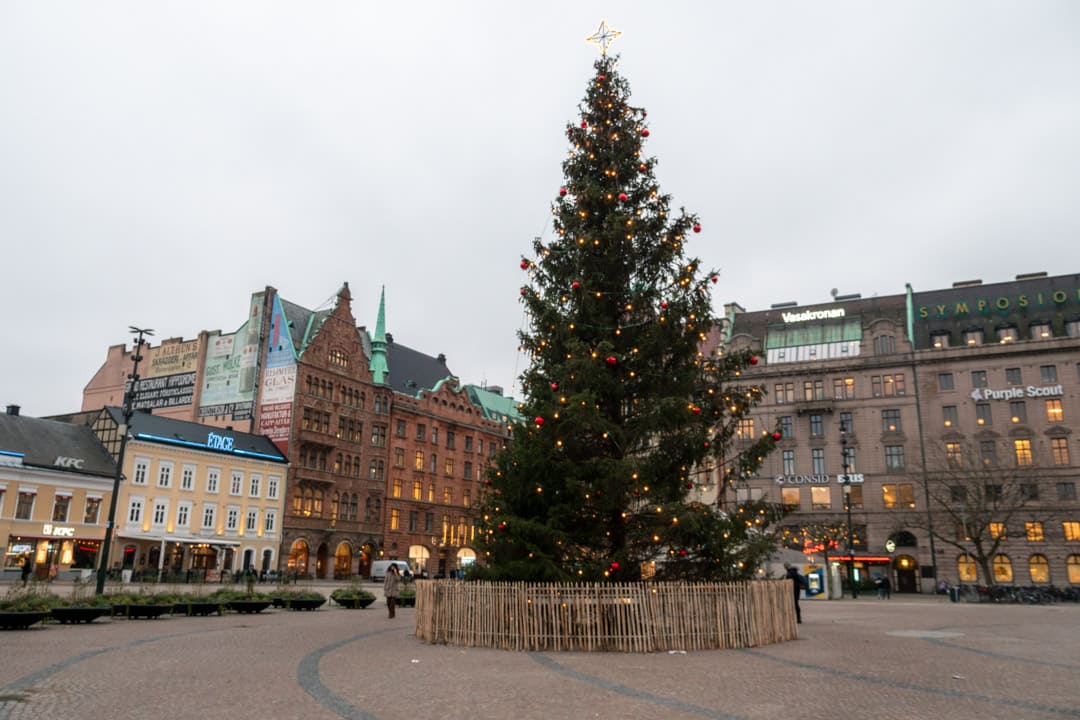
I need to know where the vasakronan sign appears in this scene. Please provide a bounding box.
[780,308,846,323]
[970,384,1064,402]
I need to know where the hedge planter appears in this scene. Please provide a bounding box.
[0,611,49,630]
[284,598,326,611]
[227,600,272,614]
[113,604,173,619]
[332,596,375,609]
[173,601,223,617]
[50,606,111,625]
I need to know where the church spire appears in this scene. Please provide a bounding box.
[369,286,389,385]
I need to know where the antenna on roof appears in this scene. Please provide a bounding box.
[830,288,839,299]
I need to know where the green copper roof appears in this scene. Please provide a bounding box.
[369,286,389,385]
[465,385,524,424]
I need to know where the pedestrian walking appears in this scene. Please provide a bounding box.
[383,563,401,619]
[784,563,808,624]
[880,575,891,599]
[20,555,32,586]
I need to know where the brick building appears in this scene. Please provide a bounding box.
[700,272,1080,593]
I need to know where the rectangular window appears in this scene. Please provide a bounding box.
[779,416,793,438]
[408,511,419,533]
[390,508,400,531]
[949,485,967,502]
[15,491,35,520]
[989,522,1005,540]
[230,471,243,496]
[973,402,992,426]
[444,458,454,476]
[446,431,456,450]
[833,377,855,399]
[264,510,277,533]
[246,508,258,532]
[416,424,426,441]
[847,484,864,509]
[428,483,436,502]
[1014,439,1033,466]
[810,486,831,510]
[775,383,794,404]
[430,454,438,473]
[841,446,856,473]
[971,371,988,389]
[414,451,424,470]
[781,487,800,510]
[1020,483,1039,501]
[249,474,261,497]
[157,462,173,488]
[782,450,795,475]
[431,427,439,444]
[839,412,853,435]
[412,481,422,500]
[946,442,963,468]
[133,458,149,485]
[128,497,144,524]
[424,512,434,533]
[943,406,958,428]
[443,487,453,504]
[84,497,101,524]
[1057,482,1076,501]
[803,380,814,401]
[1051,437,1070,465]
[152,501,168,527]
[52,494,70,522]
[394,447,405,467]
[811,448,825,474]
[1004,367,1022,385]
[809,415,823,438]
[938,373,954,391]
[371,425,387,447]
[871,376,881,398]
[392,478,402,498]
[881,483,915,509]
[463,461,473,480]
[267,475,280,500]
[980,440,997,467]
[176,502,190,528]
[463,489,471,507]
[396,419,406,437]
[885,446,905,471]
[882,409,901,433]
[1046,399,1064,423]
[181,464,195,491]
[1041,365,1058,384]
[465,436,474,452]
[207,468,220,494]
[736,419,755,439]
[1010,401,1027,424]
[202,504,216,529]
[1062,521,1080,541]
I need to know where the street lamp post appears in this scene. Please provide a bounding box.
[95,327,153,595]
[841,422,858,599]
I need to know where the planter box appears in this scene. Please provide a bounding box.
[333,596,375,609]
[227,600,272,614]
[50,607,111,625]
[284,598,326,611]
[0,611,50,630]
[113,604,173,619]
[173,601,223,617]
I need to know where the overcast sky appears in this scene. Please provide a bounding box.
[2,2,1078,417]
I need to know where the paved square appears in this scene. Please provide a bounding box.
[1,590,1077,720]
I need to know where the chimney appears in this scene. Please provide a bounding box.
[5,404,20,416]
[437,353,446,364]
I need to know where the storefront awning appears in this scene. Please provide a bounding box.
[116,532,241,547]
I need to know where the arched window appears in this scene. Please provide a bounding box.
[335,454,343,473]
[292,486,303,514]
[313,489,324,517]
[992,554,1013,583]
[350,494,358,521]
[365,497,372,522]
[331,492,339,520]
[373,498,381,522]
[369,460,378,480]
[302,487,313,516]
[1067,555,1080,584]
[305,375,312,395]
[1028,554,1050,584]
[957,554,978,582]
[344,456,351,476]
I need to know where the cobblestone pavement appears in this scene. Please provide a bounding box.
[0,592,1077,720]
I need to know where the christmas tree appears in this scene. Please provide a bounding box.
[475,46,782,583]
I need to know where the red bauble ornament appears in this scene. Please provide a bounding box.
[520,288,527,296]
[660,301,668,309]
[534,416,545,427]
[618,192,628,202]
[559,187,567,197]
[498,521,507,531]
[693,223,701,233]
[639,163,647,172]
[749,356,759,365]
[632,489,639,496]
[520,260,529,269]
[641,128,650,137]
[704,441,710,448]
[686,482,694,490]
[679,549,687,557]
[692,406,701,415]
[550,382,559,390]
[772,432,782,441]
[711,275,719,283]
[598,74,606,81]
[605,356,617,366]
[571,281,581,290]
[610,561,620,571]
[581,121,588,129]
[484,479,491,485]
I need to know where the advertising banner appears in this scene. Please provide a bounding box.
[145,339,200,379]
[198,292,265,421]
[257,295,297,454]
[132,372,196,410]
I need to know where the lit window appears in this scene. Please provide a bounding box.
[1068,555,1080,584]
[992,554,1013,583]
[1028,554,1050,584]
[1051,438,1070,465]
[958,554,978,582]
[996,326,1018,344]
[1025,522,1044,542]
[1063,521,1080,541]
[1047,399,1064,423]
[989,522,1006,540]
[963,328,984,346]
[1014,439,1033,466]
[943,406,958,427]
[1030,322,1052,340]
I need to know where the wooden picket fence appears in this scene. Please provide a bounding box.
[414,579,795,652]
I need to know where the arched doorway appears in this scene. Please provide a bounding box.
[315,543,329,579]
[288,539,310,576]
[409,545,431,577]
[456,548,477,578]
[261,549,273,574]
[334,542,353,579]
[358,543,374,578]
[894,554,919,593]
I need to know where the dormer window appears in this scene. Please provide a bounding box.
[963,328,984,346]
[996,325,1018,344]
[1029,321,1052,340]
[930,330,951,349]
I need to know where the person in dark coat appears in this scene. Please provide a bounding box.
[785,563,808,624]
[21,555,32,586]
[383,564,401,619]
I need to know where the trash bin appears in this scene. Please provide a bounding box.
[949,586,960,603]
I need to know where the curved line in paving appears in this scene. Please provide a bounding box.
[924,628,1080,671]
[296,628,397,720]
[738,648,1080,718]
[527,653,747,720]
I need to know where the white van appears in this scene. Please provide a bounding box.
[370,560,412,581]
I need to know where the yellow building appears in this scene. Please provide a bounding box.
[1,405,117,581]
[91,407,288,580]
